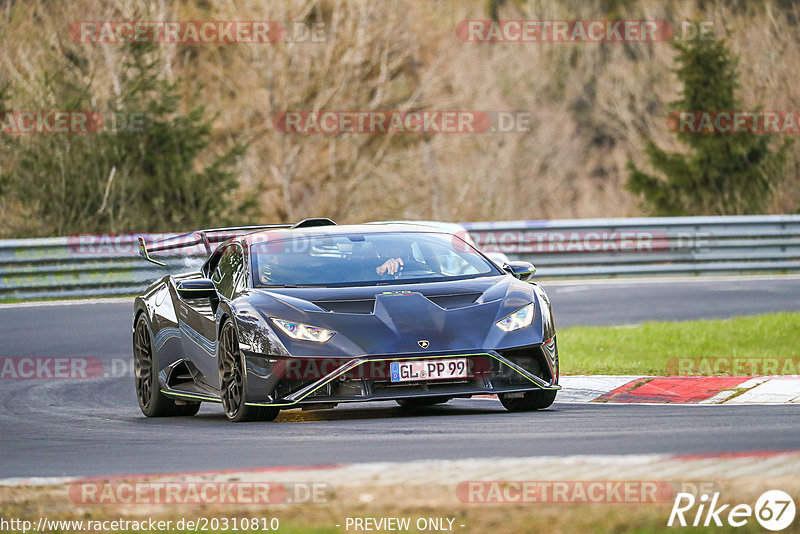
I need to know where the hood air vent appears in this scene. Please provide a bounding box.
[313,299,376,314]
[314,292,481,314]
[426,292,482,310]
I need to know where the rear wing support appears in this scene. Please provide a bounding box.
[138,236,166,266]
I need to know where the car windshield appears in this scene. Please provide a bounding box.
[250,231,501,287]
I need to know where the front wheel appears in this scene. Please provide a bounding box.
[133,315,200,417]
[218,320,280,422]
[499,389,557,412]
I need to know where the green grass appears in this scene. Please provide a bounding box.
[559,311,800,375]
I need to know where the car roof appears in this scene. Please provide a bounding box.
[241,222,454,245]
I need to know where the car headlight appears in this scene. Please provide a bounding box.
[271,318,335,342]
[495,303,535,332]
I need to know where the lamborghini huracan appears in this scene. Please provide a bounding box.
[133,219,559,422]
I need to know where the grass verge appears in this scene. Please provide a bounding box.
[559,311,800,375]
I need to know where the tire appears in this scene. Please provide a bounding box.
[218,320,280,423]
[396,396,451,409]
[499,389,557,412]
[133,315,200,417]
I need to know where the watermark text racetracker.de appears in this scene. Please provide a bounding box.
[70,481,330,505]
[0,111,147,134]
[469,229,711,254]
[456,480,719,504]
[273,110,533,134]
[666,357,800,376]
[0,357,132,380]
[69,20,328,43]
[63,233,209,257]
[668,110,800,134]
[456,20,715,42]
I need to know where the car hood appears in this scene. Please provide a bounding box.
[235,275,546,357]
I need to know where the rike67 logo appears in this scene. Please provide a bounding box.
[668,490,796,531]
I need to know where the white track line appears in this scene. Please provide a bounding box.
[539,274,800,287]
[557,375,643,402]
[4,452,797,487]
[0,297,132,309]
[725,377,800,404]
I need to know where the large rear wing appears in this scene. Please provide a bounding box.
[137,219,336,266]
[137,225,290,266]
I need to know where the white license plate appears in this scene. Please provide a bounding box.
[390,358,469,383]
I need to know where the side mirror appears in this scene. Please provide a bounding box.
[503,261,536,281]
[176,278,218,299]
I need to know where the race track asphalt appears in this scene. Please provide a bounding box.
[1,275,798,477]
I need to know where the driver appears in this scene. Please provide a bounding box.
[374,240,417,276]
[376,256,403,276]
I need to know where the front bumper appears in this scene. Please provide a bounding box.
[241,338,560,408]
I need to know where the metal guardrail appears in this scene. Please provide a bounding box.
[1,215,799,301]
[0,235,204,301]
[463,215,800,278]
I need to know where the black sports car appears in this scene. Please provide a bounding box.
[133,219,559,422]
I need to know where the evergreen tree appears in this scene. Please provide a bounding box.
[2,42,251,235]
[626,37,788,215]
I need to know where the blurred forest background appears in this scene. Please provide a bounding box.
[0,0,798,237]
